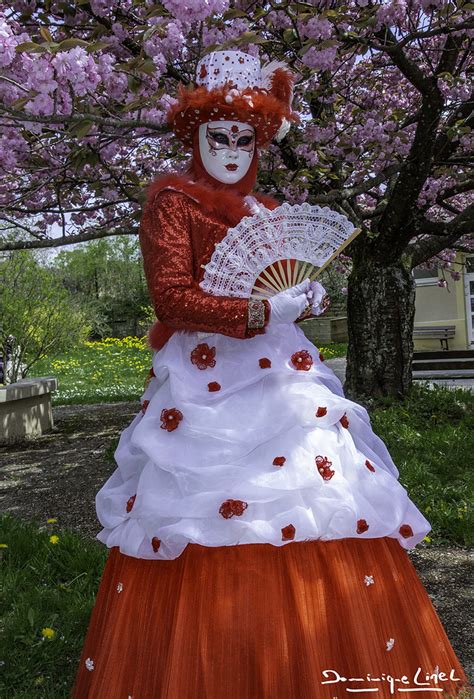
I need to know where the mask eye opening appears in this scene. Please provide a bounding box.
[209,131,229,145]
[237,136,253,147]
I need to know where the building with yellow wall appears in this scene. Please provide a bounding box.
[413,252,474,351]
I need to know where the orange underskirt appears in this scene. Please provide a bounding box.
[72,537,470,698]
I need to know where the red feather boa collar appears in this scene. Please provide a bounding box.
[144,172,279,228]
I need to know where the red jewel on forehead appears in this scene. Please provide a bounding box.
[231,125,239,133]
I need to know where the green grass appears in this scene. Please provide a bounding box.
[0,515,107,698]
[34,336,153,405]
[370,382,474,548]
[33,336,347,405]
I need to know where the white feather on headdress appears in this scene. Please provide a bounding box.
[261,61,295,141]
[275,117,291,142]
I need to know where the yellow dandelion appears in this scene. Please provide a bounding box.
[423,535,431,543]
[47,518,57,524]
[0,543,8,549]
[49,535,60,545]
[34,676,45,686]
[42,627,55,639]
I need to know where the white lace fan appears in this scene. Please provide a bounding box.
[199,202,360,300]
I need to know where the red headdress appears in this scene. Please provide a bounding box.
[167,50,299,149]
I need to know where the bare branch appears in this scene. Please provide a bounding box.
[408,203,474,266]
[0,224,139,251]
[0,107,167,132]
[369,27,434,94]
[437,178,474,201]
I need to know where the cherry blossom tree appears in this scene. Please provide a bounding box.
[0,0,472,399]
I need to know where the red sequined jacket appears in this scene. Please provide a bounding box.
[140,173,278,351]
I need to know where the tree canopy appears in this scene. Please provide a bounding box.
[0,250,89,382]
[0,1,472,280]
[54,237,151,336]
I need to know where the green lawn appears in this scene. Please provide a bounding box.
[33,336,348,405]
[0,516,106,698]
[370,382,473,548]
[34,336,153,405]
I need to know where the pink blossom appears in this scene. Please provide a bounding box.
[144,34,162,58]
[24,56,57,94]
[0,18,19,68]
[282,185,308,205]
[98,53,127,100]
[202,18,248,48]
[162,0,229,23]
[141,107,167,125]
[52,47,101,96]
[302,46,338,71]
[267,11,293,30]
[111,22,129,41]
[375,1,408,29]
[90,0,115,17]
[0,128,27,170]
[25,92,54,116]
[300,17,333,40]
[0,1,469,259]
[162,21,185,58]
[152,53,167,78]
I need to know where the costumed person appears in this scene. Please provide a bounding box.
[73,51,470,698]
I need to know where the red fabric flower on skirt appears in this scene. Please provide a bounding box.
[315,455,334,481]
[141,400,150,415]
[357,519,369,534]
[160,407,183,432]
[365,459,375,472]
[219,499,248,519]
[151,537,161,553]
[208,381,221,392]
[191,343,216,370]
[315,406,327,417]
[319,352,325,362]
[259,357,271,369]
[291,350,313,371]
[126,494,136,513]
[281,524,296,541]
[273,456,286,467]
[399,524,414,539]
[340,413,349,428]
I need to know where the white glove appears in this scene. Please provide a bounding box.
[267,278,311,326]
[308,280,331,316]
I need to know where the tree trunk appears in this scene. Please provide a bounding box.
[344,254,416,402]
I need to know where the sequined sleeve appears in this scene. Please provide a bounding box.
[139,190,270,339]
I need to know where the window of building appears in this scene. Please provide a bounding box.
[412,267,439,286]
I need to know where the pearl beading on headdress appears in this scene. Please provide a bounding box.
[196,51,262,92]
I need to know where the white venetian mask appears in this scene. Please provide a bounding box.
[198,120,255,184]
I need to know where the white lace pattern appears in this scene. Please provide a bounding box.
[199,203,355,299]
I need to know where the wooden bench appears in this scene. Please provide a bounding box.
[413,325,456,351]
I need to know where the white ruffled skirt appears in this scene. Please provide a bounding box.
[96,322,431,560]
